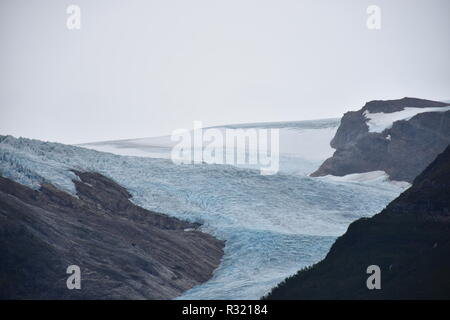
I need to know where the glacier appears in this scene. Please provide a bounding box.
[0,119,407,299]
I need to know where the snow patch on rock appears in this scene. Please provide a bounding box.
[319,170,411,189]
[363,106,450,133]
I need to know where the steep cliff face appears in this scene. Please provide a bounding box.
[0,171,224,299]
[266,145,450,300]
[311,98,450,182]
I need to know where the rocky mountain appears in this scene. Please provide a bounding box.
[0,170,224,299]
[266,145,450,299]
[311,97,450,182]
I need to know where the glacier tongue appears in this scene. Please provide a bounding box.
[0,125,405,299]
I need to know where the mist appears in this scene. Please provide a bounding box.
[1,0,449,144]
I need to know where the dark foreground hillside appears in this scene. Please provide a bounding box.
[267,145,450,299]
[0,171,224,299]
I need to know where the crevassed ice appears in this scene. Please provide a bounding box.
[0,120,406,299]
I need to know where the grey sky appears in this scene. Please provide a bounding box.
[1,0,449,144]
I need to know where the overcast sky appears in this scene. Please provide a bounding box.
[1,0,449,144]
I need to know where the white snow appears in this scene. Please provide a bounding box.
[320,171,411,189]
[79,119,340,176]
[363,106,450,133]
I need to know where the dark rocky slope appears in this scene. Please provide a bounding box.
[311,97,450,182]
[266,145,450,299]
[0,171,224,299]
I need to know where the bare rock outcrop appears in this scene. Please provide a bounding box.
[311,97,450,182]
[0,171,224,299]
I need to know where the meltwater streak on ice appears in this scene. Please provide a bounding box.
[0,119,405,299]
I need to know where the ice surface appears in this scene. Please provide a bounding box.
[319,170,411,189]
[80,119,340,176]
[363,106,450,133]
[0,120,407,299]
